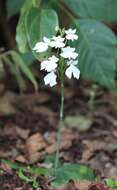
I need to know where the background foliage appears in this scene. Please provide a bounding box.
[5,0,117,89]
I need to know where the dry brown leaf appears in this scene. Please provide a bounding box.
[45,130,79,145]
[26,133,46,153]
[15,188,22,190]
[25,133,46,163]
[88,183,112,190]
[45,129,79,154]
[74,180,91,190]
[46,140,72,154]
[82,140,106,162]
[112,130,117,139]
[44,132,56,144]
[15,188,23,190]
[27,151,45,164]
[16,126,30,140]
[61,130,79,141]
[15,155,26,163]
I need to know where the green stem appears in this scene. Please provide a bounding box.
[55,78,64,170]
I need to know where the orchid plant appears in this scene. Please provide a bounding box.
[33,28,80,169]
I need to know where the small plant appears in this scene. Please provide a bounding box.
[0,50,37,91]
[2,159,95,188]
[33,27,80,169]
[105,178,117,190]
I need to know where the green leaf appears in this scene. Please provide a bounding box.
[1,159,47,176]
[3,55,26,91]
[105,178,117,188]
[19,168,32,182]
[64,0,117,22]
[1,159,28,172]
[6,0,25,18]
[11,51,38,91]
[25,8,59,61]
[44,154,62,167]
[16,0,34,52]
[20,52,36,65]
[73,19,117,89]
[48,163,95,187]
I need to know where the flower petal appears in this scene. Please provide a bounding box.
[60,46,78,59]
[65,28,78,41]
[65,65,80,79]
[44,72,57,87]
[33,42,48,52]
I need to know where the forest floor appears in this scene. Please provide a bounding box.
[0,82,117,190]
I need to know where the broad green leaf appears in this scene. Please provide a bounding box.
[64,0,117,22]
[73,19,117,89]
[6,0,25,18]
[25,8,59,61]
[11,51,38,91]
[16,0,34,52]
[48,163,95,187]
[44,154,62,167]
[20,52,36,65]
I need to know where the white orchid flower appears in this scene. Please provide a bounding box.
[65,62,80,79]
[50,36,65,48]
[49,55,59,63]
[43,37,51,46]
[44,71,57,87]
[33,36,51,53]
[33,41,48,52]
[65,60,80,79]
[60,46,78,59]
[65,28,78,41]
[41,55,58,72]
[33,28,80,88]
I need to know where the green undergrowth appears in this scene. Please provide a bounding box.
[1,158,95,188]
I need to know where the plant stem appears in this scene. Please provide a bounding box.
[55,78,64,170]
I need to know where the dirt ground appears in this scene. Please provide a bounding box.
[0,82,117,190]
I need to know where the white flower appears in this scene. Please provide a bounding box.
[43,37,51,46]
[50,36,65,48]
[67,59,78,66]
[44,71,57,87]
[33,41,48,52]
[60,46,78,59]
[65,28,78,41]
[49,55,59,63]
[65,59,80,79]
[33,36,51,53]
[41,55,58,72]
[65,64,80,79]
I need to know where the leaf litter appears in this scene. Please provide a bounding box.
[0,85,117,189]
